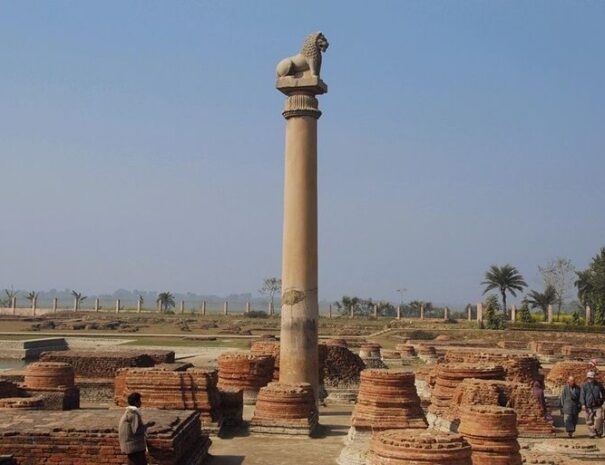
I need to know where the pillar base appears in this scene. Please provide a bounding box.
[249,382,319,436]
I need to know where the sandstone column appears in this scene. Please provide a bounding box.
[373,305,378,318]
[586,305,592,325]
[397,305,401,320]
[246,301,251,314]
[52,297,58,313]
[11,297,16,315]
[443,306,449,320]
[94,298,100,312]
[420,303,424,320]
[467,304,472,321]
[32,296,37,316]
[510,304,516,323]
[329,304,332,319]
[277,73,326,402]
[180,300,185,314]
[202,300,206,316]
[547,304,553,324]
[251,33,329,437]
[224,301,228,315]
[116,299,120,313]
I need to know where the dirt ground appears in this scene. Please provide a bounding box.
[208,405,352,465]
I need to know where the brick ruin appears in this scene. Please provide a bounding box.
[0,362,79,410]
[250,340,281,380]
[321,341,365,405]
[249,382,318,436]
[40,349,175,378]
[351,369,427,432]
[395,343,416,359]
[367,430,472,465]
[447,379,555,437]
[0,409,210,465]
[545,360,600,392]
[458,405,522,465]
[217,352,274,404]
[339,369,427,465]
[359,342,386,368]
[428,364,505,418]
[114,366,243,433]
[414,344,438,363]
[441,349,541,384]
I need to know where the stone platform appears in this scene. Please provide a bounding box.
[0,338,67,360]
[0,409,210,465]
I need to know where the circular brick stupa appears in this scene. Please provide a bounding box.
[428,364,505,418]
[24,362,75,389]
[249,382,318,436]
[352,369,427,431]
[367,430,472,465]
[459,405,522,465]
[217,353,274,404]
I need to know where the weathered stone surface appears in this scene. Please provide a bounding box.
[217,352,274,404]
[530,439,605,460]
[249,382,318,436]
[0,409,210,465]
[350,369,426,431]
[528,341,564,356]
[459,405,522,465]
[560,345,605,359]
[367,429,472,465]
[428,364,505,417]
[114,367,225,433]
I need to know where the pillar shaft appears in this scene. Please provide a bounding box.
[280,113,319,396]
[277,77,326,402]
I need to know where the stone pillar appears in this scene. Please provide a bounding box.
[137,299,142,313]
[94,298,100,312]
[269,301,274,316]
[547,304,553,324]
[157,300,161,312]
[277,73,327,402]
[202,300,207,316]
[180,300,185,314]
[467,305,472,321]
[329,304,332,319]
[32,296,37,316]
[477,303,483,323]
[73,297,78,312]
[246,301,251,314]
[11,297,16,315]
[52,297,58,313]
[420,304,424,320]
[350,305,354,318]
[397,305,401,320]
[510,304,517,323]
[443,306,449,320]
[586,305,592,325]
[224,301,228,315]
[373,304,378,318]
[115,299,120,313]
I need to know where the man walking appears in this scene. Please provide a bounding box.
[560,375,581,437]
[119,392,153,465]
[580,371,605,438]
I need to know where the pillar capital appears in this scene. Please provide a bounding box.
[277,75,327,120]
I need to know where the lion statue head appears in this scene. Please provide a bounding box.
[301,32,329,59]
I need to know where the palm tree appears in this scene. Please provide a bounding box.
[156,292,176,313]
[482,265,527,318]
[71,290,87,311]
[575,270,593,307]
[527,285,557,321]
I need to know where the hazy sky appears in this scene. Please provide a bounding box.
[1,1,603,306]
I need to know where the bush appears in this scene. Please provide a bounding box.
[244,310,269,319]
[485,294,505,330]
[518,300,533,324]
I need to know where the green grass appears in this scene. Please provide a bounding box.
[120,336,250,349]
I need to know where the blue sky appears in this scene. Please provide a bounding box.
[1,1,603,306]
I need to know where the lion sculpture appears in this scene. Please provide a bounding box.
[276,32,329,78]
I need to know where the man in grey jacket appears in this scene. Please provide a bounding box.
[119,392,153,465]
[560,375,581,437]
[580,371,605,438]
